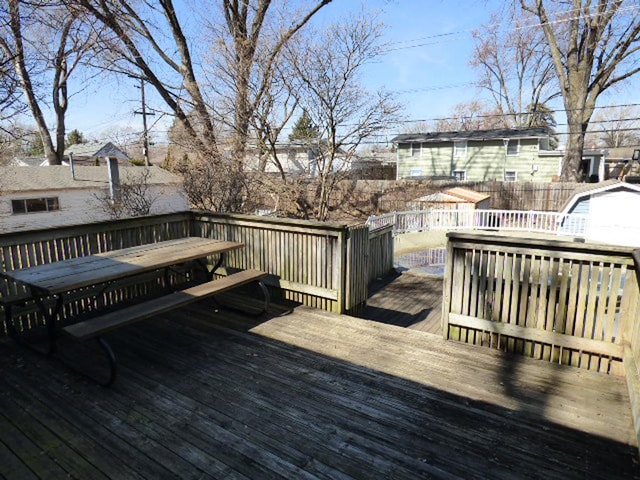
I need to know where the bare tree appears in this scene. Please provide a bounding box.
[471,9,560,128]
[0,27,22,129]
[587,105,640,147]
[0,1,97,165]
[285,13,402,221]
[213,0,332,161]
[95,167,158,219]
[520,0,640,181]
[71,0,221,161]
[434,101,505,132]
[75,0,331,212]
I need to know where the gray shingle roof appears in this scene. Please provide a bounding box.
[391,127,552,144]
[0,165,181,192]
[63,141,130,160]
[93,142,130,160]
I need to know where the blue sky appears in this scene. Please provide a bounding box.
[57,0,638,147]
[60,1,498,143]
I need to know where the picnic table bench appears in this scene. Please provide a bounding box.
[1,237,270,385]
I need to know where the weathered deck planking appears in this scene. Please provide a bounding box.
[363,272,443,333]
[0,299,637,479]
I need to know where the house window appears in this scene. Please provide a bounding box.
[11,197,60,214]
[453,169,467,181]
[506,139,519,156]
[412,143,421,157]
[539,137,550,151]
[504,170,518,182]
[453,141,467,157]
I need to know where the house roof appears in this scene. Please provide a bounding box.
[63,141,104,158]
[391,127,552,144]
[0,165,181,193]
[93,142,130,160]
[558,179,640,213]
[63,141,130,160]
[605,146,638,161]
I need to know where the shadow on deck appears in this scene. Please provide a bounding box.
[0,297,638,479]
[362,272,444,333]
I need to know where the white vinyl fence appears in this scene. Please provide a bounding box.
[367,209,590,237]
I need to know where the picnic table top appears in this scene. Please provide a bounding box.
[3,237,243,294]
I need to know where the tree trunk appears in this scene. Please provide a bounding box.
[562,114,586,181]
[6,0,57,164]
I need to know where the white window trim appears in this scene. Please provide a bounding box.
[453,169,467,181]
[504,170,518,182]
[506,139,520,156]
[453,140,467,157]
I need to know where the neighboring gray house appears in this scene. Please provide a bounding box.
[392,127,608,183]
[245,141,348,177]
[64,141,132,166]
[0,165,189,233]
[12,142,133,167]
[559,179,640,247]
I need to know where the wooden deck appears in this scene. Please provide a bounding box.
[363,272,443,333]
[0,285,638,479]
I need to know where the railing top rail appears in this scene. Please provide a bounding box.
[0,212,194,247]
[368,208,590,219]
[366,208,591,236]
[447,230,636,257]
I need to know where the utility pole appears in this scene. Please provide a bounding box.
[132,76,155,166]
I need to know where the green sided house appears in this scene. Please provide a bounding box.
[392,127,607,183]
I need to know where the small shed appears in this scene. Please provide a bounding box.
[410,187,490,211]
[559,179,640,247]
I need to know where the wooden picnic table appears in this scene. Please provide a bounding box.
[1,237,244,356]
[5,237,243,295]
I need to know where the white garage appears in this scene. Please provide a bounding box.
[559,180,640,247]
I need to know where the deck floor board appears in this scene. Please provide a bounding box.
[0,279,638,479]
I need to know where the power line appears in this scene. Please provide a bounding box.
[379,3,640,55]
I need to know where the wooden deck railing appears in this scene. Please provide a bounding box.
[0,211,394,336]
[442,231,639,376]
[191,212,392,314]
[366,224,394,283]
[625,250,640,448]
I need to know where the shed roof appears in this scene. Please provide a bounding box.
[391,127,552,144]
[415,187,490,204]
[444,187,490,203]
[0,165,181,193]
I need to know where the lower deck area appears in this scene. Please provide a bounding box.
[0,292,638,479]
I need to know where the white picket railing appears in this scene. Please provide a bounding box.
[367,209,590,237]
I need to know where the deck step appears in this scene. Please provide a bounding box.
[62,270,268,341]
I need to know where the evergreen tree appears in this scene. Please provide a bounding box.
[26,133,44,156]
[288,110,319,142]
[66,129,86,146]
